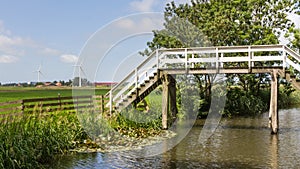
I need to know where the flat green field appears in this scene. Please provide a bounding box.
[0,87,109,102]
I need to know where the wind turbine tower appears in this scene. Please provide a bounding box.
[73,63,86,87]
[34,64,44,83]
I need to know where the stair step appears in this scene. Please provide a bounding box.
[145,80,150,83]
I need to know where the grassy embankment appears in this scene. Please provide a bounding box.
[0,87,164,168]
[0,86,108,102]
[0,87,107,168]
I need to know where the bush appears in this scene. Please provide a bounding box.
[223,88,268,117]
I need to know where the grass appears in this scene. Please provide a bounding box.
[0,111,88,169]
[0,86,109,102]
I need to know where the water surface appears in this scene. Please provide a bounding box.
[52,108,300,168]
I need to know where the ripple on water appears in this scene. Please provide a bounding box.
[51,108,300,168]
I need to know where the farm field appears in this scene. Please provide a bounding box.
[0,86,109,102]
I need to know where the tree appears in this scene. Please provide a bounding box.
[144,0,297,51]
[142,0,300,114]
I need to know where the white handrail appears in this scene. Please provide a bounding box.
[107,45,300,112]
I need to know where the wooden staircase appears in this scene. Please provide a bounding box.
[114,72,161,111]
[283,71,300,90]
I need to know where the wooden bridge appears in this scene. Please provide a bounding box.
[106,44,300,134]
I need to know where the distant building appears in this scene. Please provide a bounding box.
[56,82,62,86]
[94,82,117,87]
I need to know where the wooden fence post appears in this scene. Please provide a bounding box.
[21,100,24,113]
[58,93,62,110]
[101,95,104,113]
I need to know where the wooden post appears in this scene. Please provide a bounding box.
[21,100,24,114]
[58,93,62,110]
[162,74,177,130]
[169,75,177,123]
[162,74,169,130]
[101,95,104,113]
[269,70,279,134]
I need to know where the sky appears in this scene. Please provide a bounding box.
[0,0,299,84]
[0,0,190,84]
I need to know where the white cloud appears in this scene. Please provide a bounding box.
[116,19,136,29]
[129,0,193,13]
[0,55,18,63]
[115,16,164,32]
[60,54,78,63]
[0,21,35,57]
[130,0,157,12]
[40,47,61,56]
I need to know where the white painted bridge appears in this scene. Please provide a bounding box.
[106,44,300,134]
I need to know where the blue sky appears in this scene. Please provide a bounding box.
[0,0,299,84]
[0,0,188,83]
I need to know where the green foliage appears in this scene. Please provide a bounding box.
[0,111,87,168]
[224,87,268,117]
[140,0,300,117]
[141,0,297,53]
[107,93,163,138]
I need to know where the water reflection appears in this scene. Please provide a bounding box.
[270,135,278,169]
[51,108,300,169]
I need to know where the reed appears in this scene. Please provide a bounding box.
[0,111,87,169]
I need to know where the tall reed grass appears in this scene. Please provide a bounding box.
[0,111,87,169]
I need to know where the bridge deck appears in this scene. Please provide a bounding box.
[160,66,284,74]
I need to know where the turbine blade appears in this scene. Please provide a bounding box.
[40,71,45,77]
[80,66,87,77]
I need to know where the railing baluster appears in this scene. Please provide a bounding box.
[216,47,219,72]
[283,45,286,70]
[248,46,251,72]
[185,48,188,72]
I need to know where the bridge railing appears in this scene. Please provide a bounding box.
[107,50,165,111]
[107,45,300,112]
[158,45,287,70]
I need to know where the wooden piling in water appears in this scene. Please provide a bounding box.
[162,74,169,130]
[162,74,177,130]
[269,70,279,134]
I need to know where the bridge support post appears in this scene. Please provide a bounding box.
[162,74,177,130]
[269,70,279,134]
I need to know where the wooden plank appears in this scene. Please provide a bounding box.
[0,106,22,112]
[0,112,23,118]
[220,57,249,62]
[0,100,22,106]
[188,58,217,63]
[23,95,92,103]
[252,56,283,61]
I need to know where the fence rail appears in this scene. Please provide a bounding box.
[0,95,108,117]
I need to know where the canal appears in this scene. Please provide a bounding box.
[51,108,300,168]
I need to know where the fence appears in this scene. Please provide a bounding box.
[0,95,108,118]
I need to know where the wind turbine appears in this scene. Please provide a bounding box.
[33,64,44,83]
[73,62,86,87]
